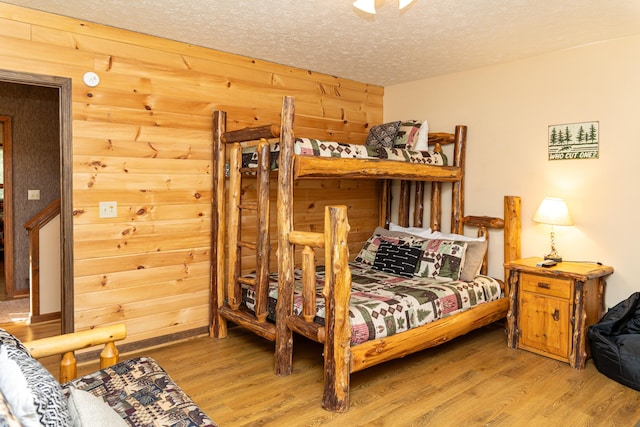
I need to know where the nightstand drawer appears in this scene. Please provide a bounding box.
[521,273,571,299]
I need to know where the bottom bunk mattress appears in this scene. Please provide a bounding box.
[242,262,502,345]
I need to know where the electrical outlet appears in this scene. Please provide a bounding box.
[99,201,117,218]
[28,189,40,200]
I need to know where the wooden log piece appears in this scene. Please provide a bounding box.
[212,110,228,338]
[255,139,271,323]
[427,132,456,146]
[222,124,281,144]
[60,352,76,383]
[24,323,127,359]
[430,182,442,231]
[294,157,462,181]
[398,181,410,227]
[413,181,425,227]
[100,342,119,369]
[219,306,276,341]
[228,142,242,310]
[24,324,127,381]
[287,315,325,342]
[321,205,351,413]
[289,231,325,248]
[302,246,317,322]
[450,125,467,234]
[275,95,296,376]
[379,180,391,228]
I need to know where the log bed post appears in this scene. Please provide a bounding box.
[321,205,351,413]
[450,125,467,234]
[211,110,227,338]
[275,96,296,376]
[254,139,271,322]
[228,143,242,310]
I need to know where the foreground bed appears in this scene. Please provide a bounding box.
[211,96,522,411]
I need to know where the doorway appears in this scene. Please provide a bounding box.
[0,69,73,334]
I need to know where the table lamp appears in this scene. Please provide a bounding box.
[533,197,573,262]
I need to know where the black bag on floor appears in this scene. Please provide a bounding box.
[587,292,640,390]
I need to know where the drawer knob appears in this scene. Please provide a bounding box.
[537,282,551,289]
[552,309,560,321]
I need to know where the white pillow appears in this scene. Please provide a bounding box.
[388,223,432,238]
[413,120,429,151]
[429,230,486,242]
[0,347,40,427]
[67,387,127,427]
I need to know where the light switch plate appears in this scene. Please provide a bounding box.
[28,189,40,200]
[99,201,117,218]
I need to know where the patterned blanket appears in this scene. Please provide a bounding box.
[241,138,447,169]
[242,262,501,345]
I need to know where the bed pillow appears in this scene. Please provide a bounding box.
[0,347,40,427]
[67,387,128,427]
[413,120,429,151]
[355,231,426,266]
[428,230,485,242]
[0,329,71,427]
[388,223,433,238]
[459,239,489,281]
[372,240,422,277]
[394,120,424,149]
[365,121,401,148]
[423,231,487,280]
[414,239,467,280]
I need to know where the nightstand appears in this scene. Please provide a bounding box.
[505,257,613,369]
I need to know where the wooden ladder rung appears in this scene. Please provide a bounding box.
[237,276,257,286]
[238,241,257,250]
[239,167,258,175]
[238,203,258,211]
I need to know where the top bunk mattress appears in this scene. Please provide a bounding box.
[241,138,447,169]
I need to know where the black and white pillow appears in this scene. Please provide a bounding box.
[0,329,71,427]
[372,240,422,277]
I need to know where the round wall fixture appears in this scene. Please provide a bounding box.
[83,71,100,87]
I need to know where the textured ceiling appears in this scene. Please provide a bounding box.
[4,0,640,86]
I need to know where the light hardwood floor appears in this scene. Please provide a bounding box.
[3,321,640,426]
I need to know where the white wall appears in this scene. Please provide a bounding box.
[38,214,60,314]
[384,35,640,307]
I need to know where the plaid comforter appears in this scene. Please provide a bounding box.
[242,262,501,345]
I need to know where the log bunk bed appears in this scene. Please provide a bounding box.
[211,96,522,412]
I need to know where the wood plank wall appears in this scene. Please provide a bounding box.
[0,3,383,346]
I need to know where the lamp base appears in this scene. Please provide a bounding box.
[544,254,563,263]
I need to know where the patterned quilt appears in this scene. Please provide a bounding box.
[242,262,502,345]
[241,138,447,169]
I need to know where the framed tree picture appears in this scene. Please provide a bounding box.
[548,121,599,160]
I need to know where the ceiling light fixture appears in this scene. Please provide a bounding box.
[353,0,415,14]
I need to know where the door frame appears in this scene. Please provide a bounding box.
[0,116,16,300]
[0,69,73,333]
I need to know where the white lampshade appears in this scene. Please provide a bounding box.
[353,0,376,14]
[533,197,573,262]
[399,0,415,9]
[353,0,415,14]
[533,197,573,226]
